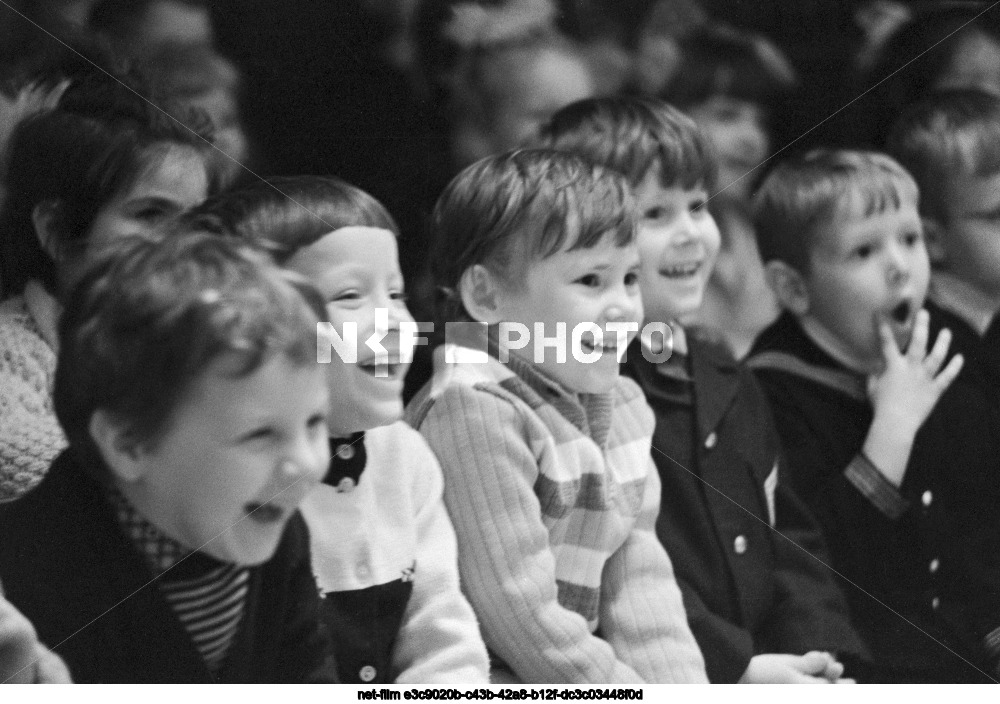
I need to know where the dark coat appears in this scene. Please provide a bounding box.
[623,334,866,683]
[0,449,338,683]
[749,308,1000,682]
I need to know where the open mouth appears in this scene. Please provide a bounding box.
[244,502,285,524]
[661,262,701,279]
[357,357,404,379]
[890,300,911,324]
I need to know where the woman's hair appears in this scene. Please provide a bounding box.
[0,72,216,298]
[189,175,399,264]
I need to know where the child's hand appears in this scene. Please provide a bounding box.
[739,651,846,683]
[864,309,963,487]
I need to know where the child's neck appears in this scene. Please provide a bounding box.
[799,315,881,375]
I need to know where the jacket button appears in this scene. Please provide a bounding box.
[359,665,377,682]
[921,490,933,507]
[931,596,940,611]
[929,558,940,574]
[337,477,356,493]
[733,535,748,555]
[336,443,355,461]
[704,432,718,450]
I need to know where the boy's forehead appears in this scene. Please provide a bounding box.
[815,198,921,251]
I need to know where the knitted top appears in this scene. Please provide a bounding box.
[0,289,66,502]
[300,421,490,684]
[405,344,707,684]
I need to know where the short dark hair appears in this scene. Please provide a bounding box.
[887,88,1000,222]
[753,149,918,274]
[656,23,796,110]
[0,73,216,298]
[189,175,398,264]
[430,148,635,322]
[54,228,325,482]
[536,95,716,190]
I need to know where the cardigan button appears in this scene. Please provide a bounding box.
[704,432,718,450]
[921,490,933,507]
[733,535,748,555]
[359,665,377,682]
[929,558,940,574]
[336,477,356,493]
[336,443,356,461]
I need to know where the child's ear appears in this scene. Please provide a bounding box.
[31,200,67,262]
[459,264,504,325]
[764,260,811,316]
[88,409,147,483]
[921,216,948,265]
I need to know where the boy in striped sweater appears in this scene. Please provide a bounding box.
[406,149,707,683]
[0,231,338,682]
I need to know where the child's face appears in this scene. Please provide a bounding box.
[633,171,721,324]
[121,354,330,565]
[492,232,643,394]
[75,145,209,286]
[286,226,414,435]
[934,30,1000,97]
[803,200,930,364]
[941,170,1000,298]
[685,96,769,202]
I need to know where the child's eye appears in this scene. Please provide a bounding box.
[576,274,600,288]
[307,412,328,433]
[390,290,409,303]
[853,244,874,259]
[644,207,667,220]
[241,427,276,443]
[134,207,167,221]
[902,231,921,247]
[331,290,360,302]
[624,271,640,287]
[690,200,708,215]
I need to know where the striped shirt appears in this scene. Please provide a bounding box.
[109,489,249,674]
[406,341,707,683]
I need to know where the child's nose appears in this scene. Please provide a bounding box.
[886,244,912,284]
[280,434,329,488]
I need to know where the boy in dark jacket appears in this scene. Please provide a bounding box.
[537,96,866,683]
[0,231,338,683]
[749,149,1000,682]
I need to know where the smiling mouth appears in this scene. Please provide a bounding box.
[661,263,701,279]
[357,358,404,379]
[245,502,285,524]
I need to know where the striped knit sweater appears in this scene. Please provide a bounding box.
[0,289,66,502]
[405,344,707,684]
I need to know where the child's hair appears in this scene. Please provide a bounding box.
[0,72,216,298]
[431,148,636,322]
[53,228,325,482]
[0,20,127,101]
[536,95,716,190]
[651,23,796,110]
[752,149,919,274]
[886,88,1000,223]
[190,175,399,264]
[863,6,1000,147]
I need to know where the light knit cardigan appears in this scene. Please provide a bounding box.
[405,344,707,684]
[0,284,66,502]
[301,421,490,683]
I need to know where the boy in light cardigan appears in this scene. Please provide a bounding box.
[406,149,707,683]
